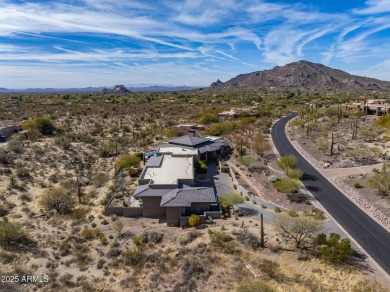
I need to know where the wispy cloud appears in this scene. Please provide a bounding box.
[0,0,389,87]
[353,0,390,15]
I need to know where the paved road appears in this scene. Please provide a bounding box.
[272,113,390,276]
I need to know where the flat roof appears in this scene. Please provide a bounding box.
[158,146,198,156]
[140,155,194,185]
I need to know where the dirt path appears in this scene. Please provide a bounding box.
[322,163,385,177]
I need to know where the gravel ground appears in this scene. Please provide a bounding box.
[332,177,390,232]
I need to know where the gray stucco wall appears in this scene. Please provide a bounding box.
[142,197,166,218]
[123,207,143,217]
[105,206,123,216]
[189,202,211,212]
[166,207,185,227]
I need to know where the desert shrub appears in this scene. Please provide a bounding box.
[15,165,29,178]
[198,112,218,124]
[106,247,121,258]
[351,280,388,292]
[39,186,75,214]
[287,169,304,180]
[147,231,164,244]
[188,214,201,227]
[235,277,275,292]
[259,259,281,280]
[179,231,201,245]
[128,167,141,178]
[0,220,30,248]
[97,259,106,269]
[317,139,330,151]
[315,233,354,263]
[277,155,297,175]
[7,138,24,153]
[71,208,87,221]
[0,251,16,264]
[99,234,108,245]
[23,116,55,135]
[375,115,390,129]
[273,179,300,193]
[93,172,109,187]
[287,210,299,217]
[208,228,234,252]
[204,121,236,136]
[115,153,141,169]
[122,248,145,266]
[237,154,258,166]
[274,207,282,213]
[365,163,390,196]
[112,218,124,234]
[132,234,148,248]
[236,229,261,250]
[353,182,362,189]
[0,149,11,165]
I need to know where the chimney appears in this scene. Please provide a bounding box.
[188,130,195,137]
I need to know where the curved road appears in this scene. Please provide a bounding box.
[272,113,390,276]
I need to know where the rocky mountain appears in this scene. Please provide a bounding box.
[210,60,390,92]
[102,84,131,94]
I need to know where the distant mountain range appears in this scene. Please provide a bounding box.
[210,60,390,92]
[0,85,198,93]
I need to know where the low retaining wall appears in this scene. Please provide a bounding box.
[105,206,143,218]
[229,166,252,198]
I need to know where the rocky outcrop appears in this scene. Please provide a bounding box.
[102,85,131,94]
[210,79,223,88]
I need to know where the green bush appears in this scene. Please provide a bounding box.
[287,169,304,180]
[353,182,362,189]
[188,214,201,227]
[122,248,145,266]
[219,193,244,214]
[273,179,300,193]
[315,233,354,263]
[71,208,87,221]
[195,160,208,174]
[204,121,236,136]
[115,153,141,169]
[0,220,30,248]
[287,210,299,217]
[198,112,218,124]
[317,139,330,151]
[23,116,55,135]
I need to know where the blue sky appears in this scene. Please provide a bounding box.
[0,0,389,88]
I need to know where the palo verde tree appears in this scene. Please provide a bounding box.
[219,193,245,215]
[252,131,270,157]
[273,212,324,248]
[277,154,303,179]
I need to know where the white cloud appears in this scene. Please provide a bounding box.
[353,0,390,15]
